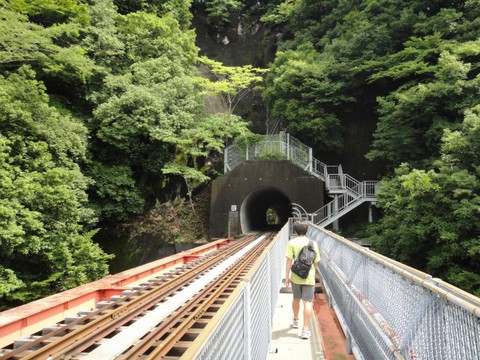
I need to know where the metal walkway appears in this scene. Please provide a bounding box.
[223,133,378,227]
[267,286,325,360]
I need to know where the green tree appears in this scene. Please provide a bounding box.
[261,0,301,25]
[262,43,346,151]
[0,8,55,67]
[163,113,251,213]
[367,37,480,168]
[262,0,480,171]
[88,56,200,217]
[157,57,260,213]
[87,163,145,221]
[85,8,201,220]
[6,0,89,27]
[113,0,193,29]
[82,0,125,71]
[115,11,197,69]
[193,0,241,27]
[198,55,268,114]
[0,3,96,102]
[0,67,111,308]
[367,105,480,296]
[89,55,253,216]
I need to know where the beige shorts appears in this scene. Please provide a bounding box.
[291,282,314,301]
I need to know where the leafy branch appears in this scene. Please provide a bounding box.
[196,56,268,114]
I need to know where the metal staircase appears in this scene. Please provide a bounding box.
[224,133,379,227]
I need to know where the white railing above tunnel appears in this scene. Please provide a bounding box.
[223,133,314,174]
[223,133,379,226]
[308,223,480,360]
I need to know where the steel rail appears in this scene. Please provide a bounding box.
[0,234,261,360]
[116,275,236,359]
[3,270,194,360]
[131,232,273,360]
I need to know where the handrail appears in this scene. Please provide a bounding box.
[223,134,379,225]
[309,224,480,359]
[311,181,379,225]
[291,203,309,220]
[224,134,313,175]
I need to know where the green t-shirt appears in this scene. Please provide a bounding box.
[286,235,320,285]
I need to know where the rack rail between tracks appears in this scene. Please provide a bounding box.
[0,230,287,360]
[188,224,290,360]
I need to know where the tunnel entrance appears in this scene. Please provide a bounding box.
[240,187,292,233]
[209,160,324,238]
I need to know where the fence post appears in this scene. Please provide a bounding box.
[346,331,353,355]
[224,147,228,173]
[333,196,339,231]
[287,133,290,160]
[228,206,239,238]
[309,147,313,172]
[243,282,252,360]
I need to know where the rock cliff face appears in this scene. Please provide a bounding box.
[192,7,281,134]
[192,8,279,67]
[191,8,386,182]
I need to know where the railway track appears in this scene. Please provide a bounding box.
[0,232,275,360]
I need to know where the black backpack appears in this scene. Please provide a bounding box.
[291,239,316,279]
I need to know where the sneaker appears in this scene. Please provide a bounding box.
[301,329,311,340]
[292,319,299,329]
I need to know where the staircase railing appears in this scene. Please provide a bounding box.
[223,134,379,226]
[310,180,378,226]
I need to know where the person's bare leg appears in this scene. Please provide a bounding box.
[292,298,300,320]
[303,300,313,329]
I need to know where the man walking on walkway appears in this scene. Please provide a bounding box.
[285,220,320,340]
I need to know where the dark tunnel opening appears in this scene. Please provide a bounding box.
[240,187,292,233]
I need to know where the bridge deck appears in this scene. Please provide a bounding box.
[1,234,356,360]
[268,278,354,360]
[268,286,325,360]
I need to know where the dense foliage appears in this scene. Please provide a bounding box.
[368,107,480,295]
[2,0,480,306]
[262,0,480,295]
[0,0,256,308]
[0,67,111,306]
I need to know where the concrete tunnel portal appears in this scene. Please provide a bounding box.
[240,187,292,233]
[209,160,324,238]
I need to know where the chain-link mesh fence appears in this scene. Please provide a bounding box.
[309,224,480,360]
[194,222,290,360]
